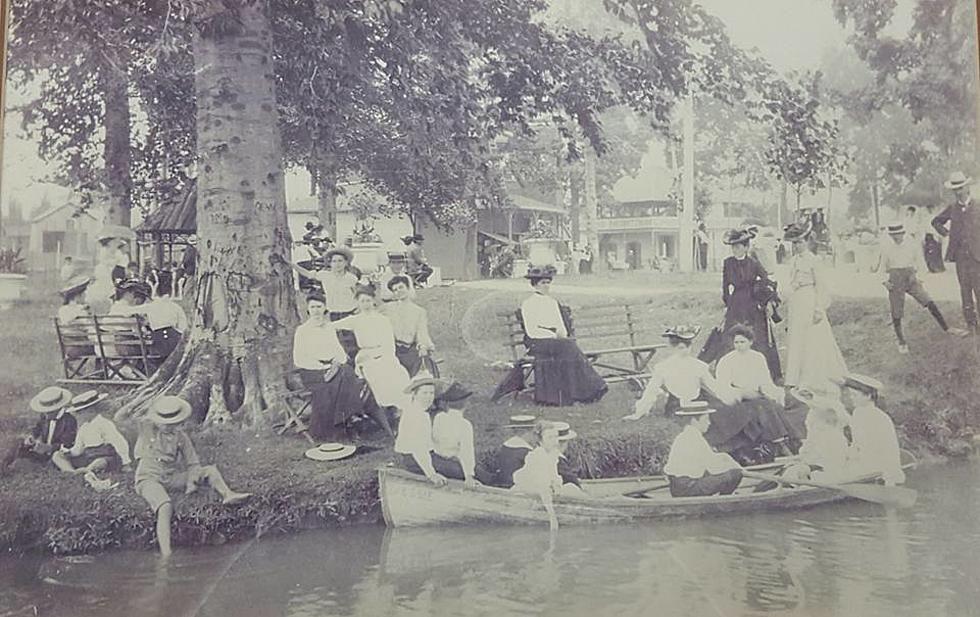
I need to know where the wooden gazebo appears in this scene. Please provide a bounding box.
[136,182,197,270]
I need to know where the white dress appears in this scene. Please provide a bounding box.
[335,312,410,407]
[782,252,848,387]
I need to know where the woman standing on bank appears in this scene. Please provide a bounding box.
[720,228,782,381]
[781,222,848,388]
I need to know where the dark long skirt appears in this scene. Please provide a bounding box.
[668,469,742,497]
[666,391,759,454]
[298,366,364,441]
[151,327,182,359]
[723,289,782,382]
[924,234,945,273]
[736,396,804,443]
[400,453,494,484]
[528,338,608,406]
[329,311,358,362]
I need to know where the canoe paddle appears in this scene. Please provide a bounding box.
[742,471,918,509]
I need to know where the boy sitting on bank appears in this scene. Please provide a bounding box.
[52,390,131,489]
[0,386,77,475]
[134,396,251,557]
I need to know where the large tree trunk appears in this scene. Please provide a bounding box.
[103,67,132,227]
[314,153,339,240]
[116,0,296,426]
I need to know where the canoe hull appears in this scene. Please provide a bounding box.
[378,468,860,528]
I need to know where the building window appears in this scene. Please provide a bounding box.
[42,231,66,253]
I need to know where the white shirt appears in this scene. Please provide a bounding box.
[663,424,740,478]
[799,413,849,480]
[848,404,905,485]
[334,312,397,356]
[315,271,359,313]
[638,353,730,407]
[384,300,434,348]
[141,297,189,332]
[292,318,348,370]
[520,293,567,339]
[393,400,433,456]
[431,409,476,478]
[512,447,562,495]
[68,415,131,465]
[715,350,782,401]
[878,237,925,272]
[57,304,90,326]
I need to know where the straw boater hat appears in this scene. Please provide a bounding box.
[945,171,973,190]
[68,390,109,413]
[524,265,557,281]
[60,275,92,299]
[551,421,577,441]
[30,386,74,413]
[843,373,883,397]
[723,229,753,245]
[675,401,716,417]
[506,414,537,429]
[403,372,448,396]
[148,396,192,425]
[663,325,701,342]
[304,442,357,462]
[324,246,354,263]
[387,252,407,262]
[886,223,906,235]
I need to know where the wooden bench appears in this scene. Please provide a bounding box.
[499,302,665,398]
[54,315,163,385]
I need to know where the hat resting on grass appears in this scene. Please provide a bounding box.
[30,386,74,413]
[305,443,356,462]
[663,325,701,342]
[148,396,192,425]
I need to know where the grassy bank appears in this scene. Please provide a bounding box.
[1,272,977,555]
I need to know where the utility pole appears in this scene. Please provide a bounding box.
[678,93,695,273]
[583,147,599,269]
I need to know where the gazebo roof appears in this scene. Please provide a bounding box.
[139,182,197,233]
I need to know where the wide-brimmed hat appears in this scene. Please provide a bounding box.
[886,223,906,235]
[403,372,447,395]
[148,396,192,425]
[723,229,753,245]
[60,275,92,299]
[436,382,473,405]
[324,247,354,263]
[96,224,136,243]
[783,222,813,241]
[789,386,841,412]
[387,252,407,262]
[68,390,109,413]
[304,443,357,462]
[524,265,557,281]
[116,278,152,300]
[506,414,537,429]
[843,373,883,397]
[551,421,577,441]
[30,386,74,413]
[663,325,701,341]
[675,400,716,416]
[945,171,973,190]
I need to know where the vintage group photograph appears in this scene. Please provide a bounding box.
[0,0,978,615]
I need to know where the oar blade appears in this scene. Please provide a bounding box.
[843,483,918,509]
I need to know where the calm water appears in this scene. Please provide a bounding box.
[2,462,979,617]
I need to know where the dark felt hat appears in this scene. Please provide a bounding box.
[783,222,812,241]
[723,229,753,245]
[437,382,473,405]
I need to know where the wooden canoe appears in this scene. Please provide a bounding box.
[378,466,894,528]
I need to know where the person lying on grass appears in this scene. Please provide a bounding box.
[662,402,744,498]
[51,390,131,489]
[0,386,77,476]
[134,396,251,558]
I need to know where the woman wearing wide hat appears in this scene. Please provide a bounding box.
[501,265,607,406]
[780,222,848,388]
[714,227,782,381]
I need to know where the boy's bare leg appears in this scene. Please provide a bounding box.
[157,503,173,558]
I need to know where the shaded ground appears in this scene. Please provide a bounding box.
[1,271,977,554]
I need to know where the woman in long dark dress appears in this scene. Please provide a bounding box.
[721,228,782,382]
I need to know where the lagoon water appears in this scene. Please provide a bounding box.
[2,462,978,617]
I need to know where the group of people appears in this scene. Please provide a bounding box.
[1,386,250,557]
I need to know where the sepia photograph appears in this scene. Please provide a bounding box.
[0,0,977,615]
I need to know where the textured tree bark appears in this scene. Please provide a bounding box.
[103,67,132,227]
[116,0,298,426]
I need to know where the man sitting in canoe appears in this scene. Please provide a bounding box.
[842,374,905,486]
[663,401,744,497]
[394,373,489,487]
[510,421,583,530]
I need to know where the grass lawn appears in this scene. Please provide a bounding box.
[1,270,977,554]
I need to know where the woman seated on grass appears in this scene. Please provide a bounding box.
[51,390,131,486]
[662,402,744,498]
[714,325,801,457]
[135,396,251,558]
[394,375,488,487]
[497,265,607,406]
[627,326,767,465]
[333,287,411,417]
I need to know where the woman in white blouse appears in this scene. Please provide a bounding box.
[514,266,607,406]
[780,223,848,388]
[715,325,802,456]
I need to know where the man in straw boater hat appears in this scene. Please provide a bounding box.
[932,170,980,334]
[134,395,251,557]
[662,401,744,498]
[0,386,77,475]
[51,390,131,481]
[841,373,905,486]
[874,221,967,353]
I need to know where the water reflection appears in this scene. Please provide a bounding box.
[1,463,978,617]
